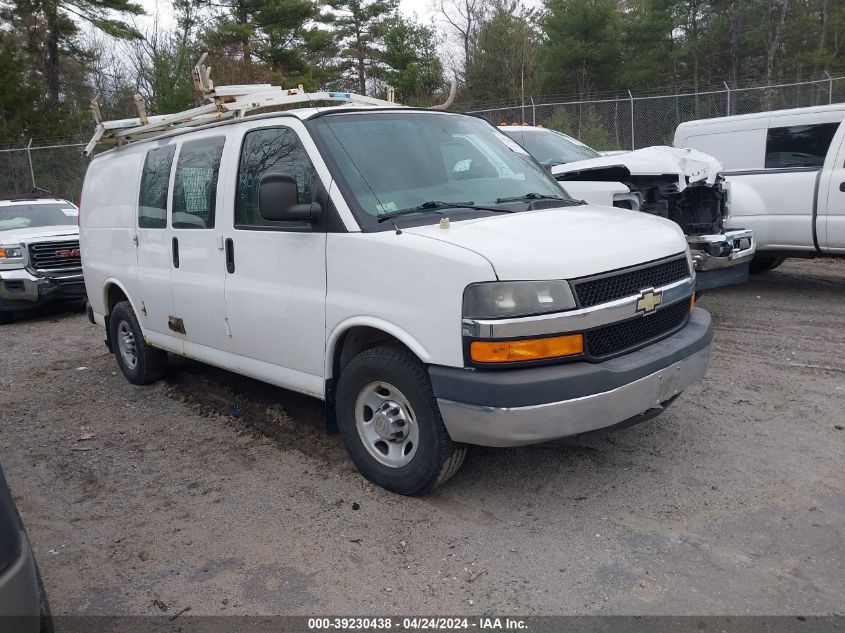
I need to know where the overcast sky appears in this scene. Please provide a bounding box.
[138,0,444,28]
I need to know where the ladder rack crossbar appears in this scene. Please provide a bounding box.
[84,76,401,156]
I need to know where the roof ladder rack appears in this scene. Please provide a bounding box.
[84,53,400,156]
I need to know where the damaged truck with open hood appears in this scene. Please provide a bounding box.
[499,125,755,291]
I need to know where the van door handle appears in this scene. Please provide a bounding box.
[172,237,179,268]
[839,181,845,192]
[225,238,235,274]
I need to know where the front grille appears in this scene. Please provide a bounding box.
[27,239,81,272]
[573,256,689,308]
[586,299,690,358]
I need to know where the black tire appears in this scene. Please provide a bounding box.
[749,255,785,275]
[335,344,467,495]
[109,301,167,385]
[0,311,12,325]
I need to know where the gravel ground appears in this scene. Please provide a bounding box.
[1,258,844,617]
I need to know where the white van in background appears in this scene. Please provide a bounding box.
[500,125,755,291]
[79,75,713,494]
[674,104,845,272]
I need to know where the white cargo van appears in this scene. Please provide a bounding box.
[674,104,845,272]
[80,75,713,494]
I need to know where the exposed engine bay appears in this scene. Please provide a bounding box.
[555,167,727,236]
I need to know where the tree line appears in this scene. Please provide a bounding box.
[0,0,843,144]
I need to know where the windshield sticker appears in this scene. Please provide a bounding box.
[61,208,79,216]
[496,133,530,155]
[376,201,398,214]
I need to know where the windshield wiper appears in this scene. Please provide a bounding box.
[495,192,583,205]
[376,200,512,223]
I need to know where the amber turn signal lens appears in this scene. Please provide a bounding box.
[470,334,584,363]
[690,293,696,310]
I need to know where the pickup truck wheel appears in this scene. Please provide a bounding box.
[749,255,785,275]
[0,311,12,325]
[109,301,167,385]
[335,344,467,495]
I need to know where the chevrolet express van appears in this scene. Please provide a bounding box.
[80,96,713,494]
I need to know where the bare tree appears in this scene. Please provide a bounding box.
[438,0,485,86]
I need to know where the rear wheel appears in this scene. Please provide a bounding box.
[335,344,466,495]
[109,301,167,385]
[749,255,785,275]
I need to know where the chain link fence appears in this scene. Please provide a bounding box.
[0,140,88,202]
[1,75,844,201]
[465,75,845,151]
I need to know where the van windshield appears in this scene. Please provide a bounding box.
[0,203,78,231]
[502,128,601,167]
[309,112,575,228]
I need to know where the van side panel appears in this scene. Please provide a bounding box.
[80,148,147,318]
[683,128,767,170]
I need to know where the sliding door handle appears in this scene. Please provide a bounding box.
[172,237,179,268]
[225,238,235,274]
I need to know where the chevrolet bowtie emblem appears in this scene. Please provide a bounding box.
[636,288,663,315]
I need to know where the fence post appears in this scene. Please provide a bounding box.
[26,138,36,191]
[628,90,635,150]
[824,71,833,104]
[530,96,536,126]
[724,82,731,115]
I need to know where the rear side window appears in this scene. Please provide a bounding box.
[235,127,316,229]
[765,123,839,169]
[138,145,175,229]
[173,137,225,229]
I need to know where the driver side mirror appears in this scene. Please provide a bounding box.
[258,173,321,223]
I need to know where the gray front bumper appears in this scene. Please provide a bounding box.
[0,268,85,311]
[0,531,39,626]
[433,309,713,447]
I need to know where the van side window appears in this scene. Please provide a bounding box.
[138,145,175,229]
[765,123,839,169]
[173,137,225,229]
[235,127,316,228]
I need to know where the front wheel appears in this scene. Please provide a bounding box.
[0,311,12,325]
[335,344,466,495]
[109,301,167,385]
[749,255,785,275]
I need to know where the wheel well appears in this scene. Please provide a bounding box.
[335,327,413,378]
[105,284,128,314]
[325,326,417,435]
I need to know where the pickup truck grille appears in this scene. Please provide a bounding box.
[586,299,690,358]
[573,255,690,308]
[27,239,82,272]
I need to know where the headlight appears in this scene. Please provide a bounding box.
[0,246,23,259]
[463,280,576,319]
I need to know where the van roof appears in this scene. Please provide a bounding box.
[677,102,845,130]
[90,105,459,159]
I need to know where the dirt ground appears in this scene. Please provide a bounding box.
[1,258,844,618]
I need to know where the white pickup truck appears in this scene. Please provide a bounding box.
[674,103,845,272]
[0,196,85,324]
[500,125,755,290]
[80,73,713,494]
